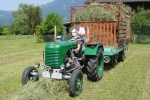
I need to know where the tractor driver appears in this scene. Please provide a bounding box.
[72,20,86,53]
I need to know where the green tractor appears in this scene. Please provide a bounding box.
[22,36,104,97]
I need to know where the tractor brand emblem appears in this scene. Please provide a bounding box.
[49,44,54,48]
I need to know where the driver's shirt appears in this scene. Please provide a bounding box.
[72,27,86,41]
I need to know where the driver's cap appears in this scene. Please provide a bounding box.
[75,20,80,24]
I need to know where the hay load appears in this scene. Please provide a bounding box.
[73,3,131,21]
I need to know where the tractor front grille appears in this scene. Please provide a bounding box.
[45,50,59,68]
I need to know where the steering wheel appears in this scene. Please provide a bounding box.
[70,32,81,41]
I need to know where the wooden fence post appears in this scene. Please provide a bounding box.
[54,25,57,41]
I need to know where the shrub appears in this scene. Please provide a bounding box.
[2,28,10,35]
[43,13,64,35]
[36,26,43,43]
[36,25,56,43]
[131,35,150,44]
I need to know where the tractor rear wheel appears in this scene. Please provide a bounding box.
[69,69,83,97]
[22,66,39,85]
[87,48,104,82]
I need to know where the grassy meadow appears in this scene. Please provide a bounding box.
[0,35,149,100]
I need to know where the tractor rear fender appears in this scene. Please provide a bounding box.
[84,43,104,56]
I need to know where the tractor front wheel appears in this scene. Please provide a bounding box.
[69,69,83,97]
[22,66,39,85]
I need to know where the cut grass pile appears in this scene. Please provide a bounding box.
[11,80,67,100]
[0,36,149,100]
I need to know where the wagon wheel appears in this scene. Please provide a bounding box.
[118,51,125,62]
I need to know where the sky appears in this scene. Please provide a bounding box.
[0,0,54,11]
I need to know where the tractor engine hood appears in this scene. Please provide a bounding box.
[45,41,77,68]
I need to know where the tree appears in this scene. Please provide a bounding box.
[2,28,10,35]
[12,3,42,35]
[43,13,64,35]
[0,24,3,35]
[132,7,150,35]
[12,11,28,35]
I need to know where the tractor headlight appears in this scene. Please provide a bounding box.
[60,64,65,69]
[35,62,40,68]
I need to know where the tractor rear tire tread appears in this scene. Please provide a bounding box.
[87,48,103,82]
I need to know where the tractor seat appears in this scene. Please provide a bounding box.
[86,42,102,46]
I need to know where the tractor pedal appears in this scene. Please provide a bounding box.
[73,57,77,59]
[78,58,83,61]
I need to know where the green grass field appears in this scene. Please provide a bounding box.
[0,36,150,100]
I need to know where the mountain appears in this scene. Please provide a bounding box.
[0,10,13,26]
[0,0,85,26]
[41,0,85,21]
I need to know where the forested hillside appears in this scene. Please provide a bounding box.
[0,0,85,26]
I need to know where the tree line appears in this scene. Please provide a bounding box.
[132,7,150,35]
[0,3,64,35]
[0,3,149,36]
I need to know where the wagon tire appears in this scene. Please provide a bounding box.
[22,66,39,85]
[118,51,125,62]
